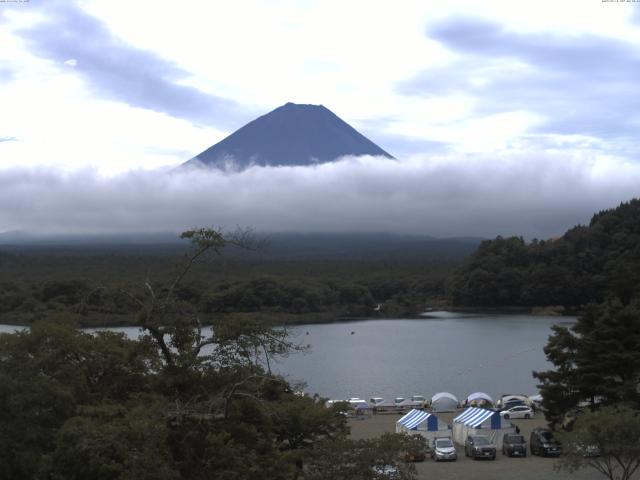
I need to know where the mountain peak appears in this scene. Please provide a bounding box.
[183,103,393,169]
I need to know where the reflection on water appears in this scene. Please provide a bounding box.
[0,312,573,403]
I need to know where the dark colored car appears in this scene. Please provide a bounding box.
[465,435,496,460]
[530,427,562,456]
[404,447,426,462]
[502,433,527,457]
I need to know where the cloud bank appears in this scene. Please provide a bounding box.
[1,155,639,239]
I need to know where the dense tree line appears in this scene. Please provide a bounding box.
[0,256,450,326]
[449,199,640,308]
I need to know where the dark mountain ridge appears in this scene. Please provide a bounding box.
[183,102,393,169]
[0,232,481,261]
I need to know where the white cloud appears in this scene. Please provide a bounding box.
[1,154,638,239]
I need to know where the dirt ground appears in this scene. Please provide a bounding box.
[348,410,625,480]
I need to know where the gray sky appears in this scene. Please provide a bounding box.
[1,1,639,238]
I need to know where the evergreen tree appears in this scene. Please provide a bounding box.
[533,298,640,426]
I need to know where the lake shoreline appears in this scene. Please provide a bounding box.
[0,304,577,329]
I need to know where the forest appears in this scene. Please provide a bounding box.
[2,199,640,327]
[0,236,460,327]
[448,199,640,309]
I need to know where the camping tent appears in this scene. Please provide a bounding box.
[395,409,451,442]
[452,407,516,448]
[431,392,458,412]
[466,392,494,407]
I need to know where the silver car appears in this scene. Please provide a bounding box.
[431,437,457,461]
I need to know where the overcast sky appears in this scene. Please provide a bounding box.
[1,0,639,238]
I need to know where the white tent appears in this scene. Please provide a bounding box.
[466,392,494,407]
[431,392,458,412]
[452,407,515,448]
[395,409,451,442]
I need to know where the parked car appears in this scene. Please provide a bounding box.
[500,399,526,410]
[502,433,527,457]
[404,446,426,462]
[465,435,496,460]
[530,427,562,456]
[499,405,534,419]
[431,437,457,462]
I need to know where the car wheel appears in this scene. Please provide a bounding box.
[503,414,510,419]
[523,452,527,458]
[491,454,496,460]
[524,414,530,419]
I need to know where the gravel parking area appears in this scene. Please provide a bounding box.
[348,411,624,480]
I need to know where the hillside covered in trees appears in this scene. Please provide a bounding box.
[449,199,640,309]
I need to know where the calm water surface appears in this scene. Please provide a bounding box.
[275,311,574,402]
[0,311,573,403]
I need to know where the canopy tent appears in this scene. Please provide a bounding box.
[431,392,458,412]
[465,392,494,407]
[396,396,426,411]
[351,402,373,417]
[369,397,398,413]
[452,407,515,448]
[395,409,451,441]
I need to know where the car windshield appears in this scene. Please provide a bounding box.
[473,437,490,445]
[507,435,525,444]
[540,431,555,441]
[436,439,453,448]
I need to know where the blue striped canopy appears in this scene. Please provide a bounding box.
[453,407,497,428]
[397,409,433,430]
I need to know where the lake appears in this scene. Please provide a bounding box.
[0,311,573,403]
[274,311,574,402]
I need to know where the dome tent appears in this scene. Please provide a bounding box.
[466,392,494,407]
[431,392,458,413]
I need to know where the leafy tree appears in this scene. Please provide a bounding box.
[533,298,640,426]
[0,227,416,479]
[0,319,155,479]
[556,405,640,480]
[302,433,420,480]
[48,400,180,480]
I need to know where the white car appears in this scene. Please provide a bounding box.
[499,405,534,419]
